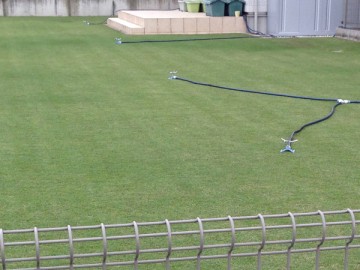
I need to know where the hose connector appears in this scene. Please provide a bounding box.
[337,99,350,104]
[168,71,178,80]
[115,38,122,45]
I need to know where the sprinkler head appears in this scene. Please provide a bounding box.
[280,145,295,153]
[168,71,178,80]
[280,138,297,153]
[115,38,122,45]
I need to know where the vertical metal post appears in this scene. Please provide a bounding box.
[254,0,258,31]
[227,216,236,270]
[68,225,74,270]
[257,214,266,270]
[133,221,140,270]
[197,218,204,270]
[0,229,5,270]
[286,212,296,270]
[315,211,326,270]
[101,223,108,270]
[34,227,40,269]
[344,209,356,270]
[165,219,172,270]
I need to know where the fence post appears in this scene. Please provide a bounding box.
[227,216,236,270]
[133,221,140,270]
[165,219,172,270]
[0,229,5,270]
[315,211,326,270]
[34,227,40,269]
[286,212,296,270]
[197,218,204,270]
[68,225,74,270]
[101,223,108,270]
[257,214,266,270]
[344,209,356,270]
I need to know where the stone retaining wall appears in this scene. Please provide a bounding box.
[0,0,179,16]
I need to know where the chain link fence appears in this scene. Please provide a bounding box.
[1,209,360,270]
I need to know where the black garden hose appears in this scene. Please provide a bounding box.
[170,74,359,153]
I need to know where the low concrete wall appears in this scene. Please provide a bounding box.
[0,0,179,16]
[335,27,360,42]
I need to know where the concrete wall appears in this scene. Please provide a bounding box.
[1,0,69,16]
[0,0,179,16]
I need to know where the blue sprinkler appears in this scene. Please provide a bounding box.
[280,138,298,153]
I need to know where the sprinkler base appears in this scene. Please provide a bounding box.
[280,145,295,153]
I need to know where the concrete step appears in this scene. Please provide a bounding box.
[107,18,144,35]
[108,10,247,35]
[118,11,146,27]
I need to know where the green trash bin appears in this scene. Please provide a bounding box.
[186,0,201,12]
[223,0,245,16]
[204,0,225,17]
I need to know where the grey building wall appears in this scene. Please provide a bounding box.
[0,0,179,16]
[268,0,343,36]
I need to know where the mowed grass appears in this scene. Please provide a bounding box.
[0,16,359,268]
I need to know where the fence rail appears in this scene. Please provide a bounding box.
[1,209,360,270]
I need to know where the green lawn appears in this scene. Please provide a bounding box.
[0,17,359,269]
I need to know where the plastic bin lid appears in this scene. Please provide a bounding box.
[203,0,224,4]
[221,0,245,3]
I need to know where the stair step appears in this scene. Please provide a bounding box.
[107,18,144,35]
[107,11,247,35]
[118,12,145,27]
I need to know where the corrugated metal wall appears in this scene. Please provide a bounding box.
[267,0,343,36]
[243,0,268,35]
[343,0,360,29]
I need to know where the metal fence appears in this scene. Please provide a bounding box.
[343,0,360,29]
[1,209,359,270]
